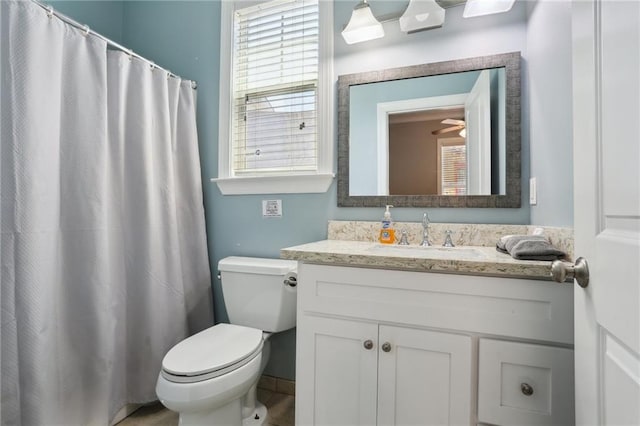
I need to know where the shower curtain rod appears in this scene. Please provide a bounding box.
[31,0,197,89]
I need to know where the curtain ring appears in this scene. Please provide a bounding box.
[82,25,90,36]
[166,72,171,80]
[149,61,155,70]
[127,49,134,61]
[46,5,54,18]
[191,81,198,90]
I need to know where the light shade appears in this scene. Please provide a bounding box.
[341,1,384,45]
[399,0,445,33]
[463,0,516,18]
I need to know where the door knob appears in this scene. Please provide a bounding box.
[363,340,374,350]
[551,257,589,288]
[381,342,392,352]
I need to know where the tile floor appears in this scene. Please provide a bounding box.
[117,389,294,426]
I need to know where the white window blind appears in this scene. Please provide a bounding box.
[441,144,467,195]
[232,0,319,175]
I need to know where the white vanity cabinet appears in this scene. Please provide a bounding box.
[297,316,472,425]
[295,263,575,426]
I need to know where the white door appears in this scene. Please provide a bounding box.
[572,0,640,424]
[376,325,472,426]
[465,69,491,195]
[295,316,378,426]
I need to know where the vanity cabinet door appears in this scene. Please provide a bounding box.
[377,325,473,426]
[296,315,379,426]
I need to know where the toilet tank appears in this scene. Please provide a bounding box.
[218,256,298,333]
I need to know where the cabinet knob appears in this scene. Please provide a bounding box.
[520,382,534,396]
[363,339,374,350]
[381,342,392,352]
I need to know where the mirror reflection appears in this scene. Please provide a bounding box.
[349,68,506,196]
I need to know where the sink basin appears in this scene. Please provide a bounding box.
[368,244,487,259]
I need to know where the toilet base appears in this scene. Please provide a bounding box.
[242,402,267,426]
[176,399,268,426]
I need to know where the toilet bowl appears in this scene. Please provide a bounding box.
[156,257,297,425]
[156,324,267,425]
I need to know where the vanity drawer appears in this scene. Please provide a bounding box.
[298,263,574,344]
[478,338,574,426]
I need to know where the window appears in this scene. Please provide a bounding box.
[214,0,334,195]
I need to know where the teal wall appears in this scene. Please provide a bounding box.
[334,0,531,227]
[48,1,123,43]
[118,1,322,380]
[526,0,574,226]
[40,0,573,381]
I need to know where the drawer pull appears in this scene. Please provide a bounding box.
[381,342,392,352]
[520,382,534,396]
[363,340,374,350]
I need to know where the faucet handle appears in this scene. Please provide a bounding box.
[398,229,410,245]
[443,230,455,247]
[420,214,431,247]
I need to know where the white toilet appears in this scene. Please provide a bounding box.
[156,256,298,425]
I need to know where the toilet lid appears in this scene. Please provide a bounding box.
[162,323,263,377]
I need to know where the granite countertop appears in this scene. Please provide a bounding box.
[281,239,558,281]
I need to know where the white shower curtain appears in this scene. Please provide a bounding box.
[0,2,213,425]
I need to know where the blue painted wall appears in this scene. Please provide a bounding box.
[526,0,574,227]
[38,0,574,380]
[334,0,531,226]
[47,1,124,43]
[117,1,318,380]
[118,0,531,381]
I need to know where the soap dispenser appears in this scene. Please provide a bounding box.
[379,205,395,244]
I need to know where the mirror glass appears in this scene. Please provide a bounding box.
[349,68,506,197]
[337,52,521,208]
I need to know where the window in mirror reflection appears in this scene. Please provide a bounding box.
[439,139,466,195]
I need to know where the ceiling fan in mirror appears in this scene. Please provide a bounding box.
[432,118,466,137]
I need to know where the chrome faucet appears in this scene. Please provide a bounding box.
[398,229,410,245]
[443,230,455,247]
[419,212,431,246]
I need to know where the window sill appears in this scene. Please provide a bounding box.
[212,173,335,195]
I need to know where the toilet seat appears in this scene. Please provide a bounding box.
[161,323,263,384]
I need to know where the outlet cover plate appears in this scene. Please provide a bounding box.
[262,199,283,217]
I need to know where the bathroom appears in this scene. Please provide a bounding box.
[1,0,638,425]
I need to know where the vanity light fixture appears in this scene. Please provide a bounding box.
[463,0,516,18]
[399,0,445,33]
[341,0,385,45]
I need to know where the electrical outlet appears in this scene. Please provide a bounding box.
[262,199,282,217]
[529,177,537,205]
